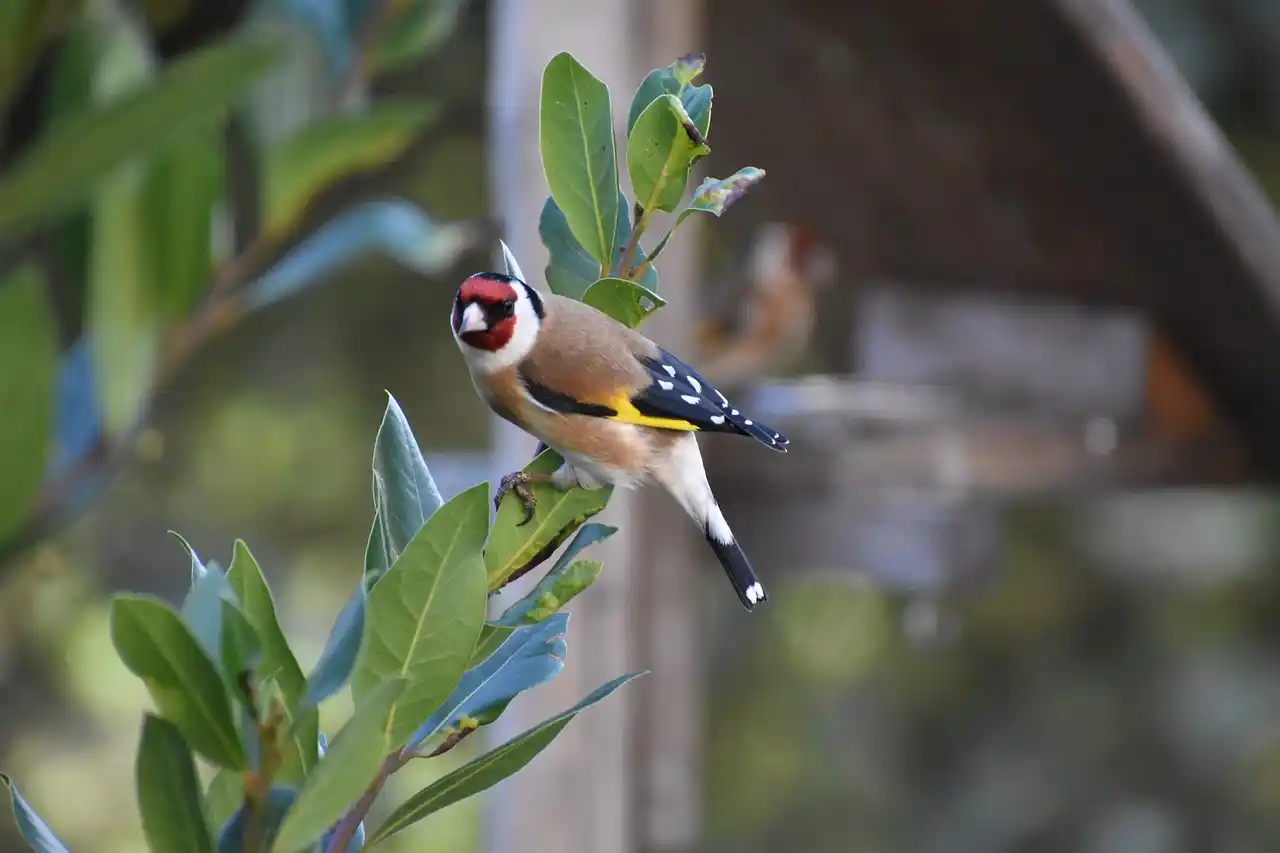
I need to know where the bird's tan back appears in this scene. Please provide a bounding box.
[519,294,658,404]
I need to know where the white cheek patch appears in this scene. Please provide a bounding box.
[454,285,542,373]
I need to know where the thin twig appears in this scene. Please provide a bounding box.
[327,752,403,853]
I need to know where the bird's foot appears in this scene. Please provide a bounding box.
[494,471,551,526]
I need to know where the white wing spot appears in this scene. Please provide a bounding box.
[662,364,677,377]
[687,375,701,392]
[658,380,674,391]
[681,395,701,405]
[731,409,739,416]
[715,389,728,405]
[744,419,753,426]
[710,415,725,425]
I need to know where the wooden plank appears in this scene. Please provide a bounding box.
[482,2,704,852]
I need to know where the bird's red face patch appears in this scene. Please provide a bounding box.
[453,274,518,352]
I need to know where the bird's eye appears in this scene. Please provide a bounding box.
[498,298,516,319]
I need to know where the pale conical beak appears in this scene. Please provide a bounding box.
[458,303,487,334]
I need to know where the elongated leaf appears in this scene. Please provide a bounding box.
[494,523,614,626]
[48,337,101,480]
[539,195,600,298]
[467,625,515,669]
[370,0,466,73]
[227,540,316,779]
[142,125,222,317]
[539,52,620,266]
[303,583,365,708]
[205,768,241,831]
[136,715,216,853]
[269,678,406,853]
[626,55,712,139]
[373,393,444,563]
[245,199,475,310]
[368,672,645,846]
[0,265,56,543]
[628,94,709,216]
[219,601,261,689]
[352,484,489,750]
[365,511,391,585]
[181,561,236,664]
[583,277,665,329]
[484,450,611,591]
[494,561,603,627]
[409,613,570,750]
[1,772,70,853]
[263,101,440,238]
[216,786,296,853]
[111,595,246,769]
[0,35,280,239]
[84,23,163,437]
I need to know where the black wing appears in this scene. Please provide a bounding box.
[631,349,789,452]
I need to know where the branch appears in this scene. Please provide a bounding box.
[326,751,404,853]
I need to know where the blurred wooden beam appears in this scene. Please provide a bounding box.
[484,3,704,853]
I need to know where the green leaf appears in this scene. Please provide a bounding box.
[484,450,611,592]
[467,625,514,669]
[373,393,444,565]
[303,582,365,709]
[539,52,620,267]
[0,34,281,240]
[499,239,526,282]
[218,600,261,689]
[493,523,614,626]
[582,277,665,329]
[111,594,246,769]
[180,560,235,664]
[142,125,222,317]
[408,613,569,751]
[204,768,241,831]
[648,168,767,264]
[136,715,216,853]
[1,772,71,853]
[262,101,440,238]
[371,0,466,73]
[269,678,406,853]
[0,265,56,543]
[539,195,600,298]
[628,94,709,216]
[367,672,646,846]
[217,786,296,853]
[352,483,489,750]
[226,540,316,780]
[365,511,391,584]
[626,56,712,139]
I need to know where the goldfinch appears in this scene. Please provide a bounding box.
[451,271,788,610]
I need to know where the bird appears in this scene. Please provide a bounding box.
[694,221,838,388]
[450,271,789,610]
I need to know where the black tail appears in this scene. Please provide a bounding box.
[721,405,789,453]
[703,528,768,610]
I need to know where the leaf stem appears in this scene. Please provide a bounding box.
[618,208,649,281]
[327,751,404,853]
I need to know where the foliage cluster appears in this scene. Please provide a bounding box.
[1,27,766,853]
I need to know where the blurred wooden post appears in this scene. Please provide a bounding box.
[484,3,704,853]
